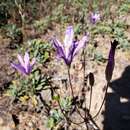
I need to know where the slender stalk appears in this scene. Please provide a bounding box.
[82,49,88,119]
[57,99,69,128]
[88,85,93,112]
[67,63,99,129]
[67,66,85,119]
[83,49,86,89]
[88,112,101,130]
[67,66,74,98]
[93,82,109,119]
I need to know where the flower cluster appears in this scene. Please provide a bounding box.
[52,26,88,66]
[90,12,100,24]
[11,52,35,75]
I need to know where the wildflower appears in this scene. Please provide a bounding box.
[11,52,35,75]
[105,40,118,82]
[52,26,88,66]
[90,12,100,24]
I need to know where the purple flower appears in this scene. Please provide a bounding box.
[105,40,118,82]
[90,12,100,24]
[11,52,35,75]
[52,26,88,66]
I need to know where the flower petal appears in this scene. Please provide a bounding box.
[66,41,77,65]
[11,63,26,75]
[73,34,88,56]
[64,26,74,57]
[52,37,63,49]
[64,26,74,46]
[24,52,30,73]
[52,38,65,58]
[17,54,25,67]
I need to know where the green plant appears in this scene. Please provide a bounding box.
[94,50,106,63]
[60,96,72,112]
[111,21,130,51]
[4,24,22,43]
[74,23,82,34]
[86,45,106,63]
[51,4,65,23]
[19,39,51,64]
[33,16,51,33]
[47,109,63,129]
[118,0,130,14]
[7,69,51,99]
[28,39,51,64]
[116,37,130,51]
[91,22,112,35]
[46,95,72,129]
